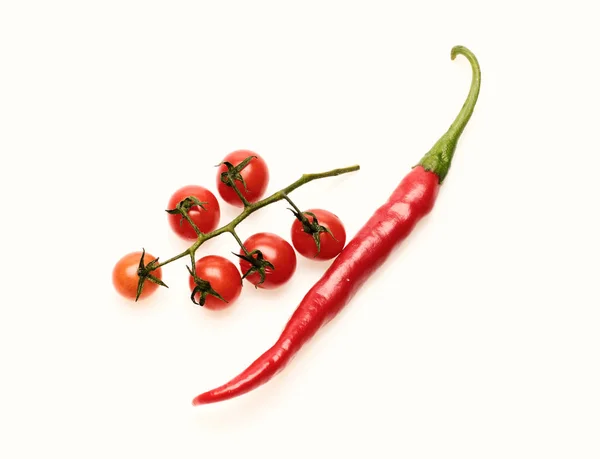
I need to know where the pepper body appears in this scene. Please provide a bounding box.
[193,167,439,405]
[192,45,481,406]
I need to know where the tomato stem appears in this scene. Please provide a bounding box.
[188,250,196,275]
[282,193,307,224]
[230,180,251,207]
[152,164,360,271]
[154,247,194,267]
[229,229,250,255]
[182,211,202,236]
[220,159,253,207]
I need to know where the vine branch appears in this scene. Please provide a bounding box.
[153,164,359,270]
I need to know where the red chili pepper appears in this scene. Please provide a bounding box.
[192,45,481,406]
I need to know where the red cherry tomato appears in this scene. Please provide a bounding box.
[188,255,242,310]
[216,150,269,207]
[167,185,220,240]
[238,233,296,289]
[291,209,346,260]
[112,251,163,300]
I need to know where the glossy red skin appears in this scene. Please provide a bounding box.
[216,150,269,207]
[291,209,346,260]
[192,166,440,405]
[188,256,242,310]
[112,251,162,300]
[239,233,297,289]
[167,185,220,240]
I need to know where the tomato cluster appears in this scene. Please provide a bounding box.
[112,150,347,309]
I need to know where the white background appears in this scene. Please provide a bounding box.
[1,1,599,458]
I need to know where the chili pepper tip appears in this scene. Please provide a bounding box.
[191,395,205,406]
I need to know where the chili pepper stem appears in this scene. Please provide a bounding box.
[417,45,481,183]
[151,164,360,271]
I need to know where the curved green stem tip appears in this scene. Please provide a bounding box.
[417,45,481,183]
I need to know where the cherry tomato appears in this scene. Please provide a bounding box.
[291,208,346,260]
[238,232,296,289]
[167,185,220,240]
[112,251,163,300]
[188,255,242,310]
[216,150,269,207]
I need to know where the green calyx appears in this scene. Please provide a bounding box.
[166,196,208,225]
[136,248,168,301]
[218,155,256,207]
[233,250,274,288]
[219,156,256,191]
[289,209,336,257]
[166,196,208,237]
[417,45,481,183]
[186,265,227,307]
